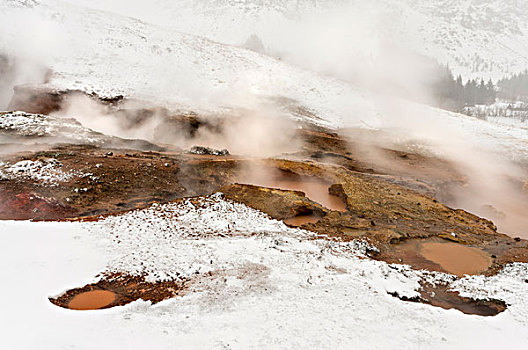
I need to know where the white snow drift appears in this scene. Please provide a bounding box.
[1,194,528,349]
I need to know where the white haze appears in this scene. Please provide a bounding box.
[0,3,66,110]
[53,94,301,157]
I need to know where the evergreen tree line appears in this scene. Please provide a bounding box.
[432,66,528,111]
[497,70,528,102]
[431,65,496,111]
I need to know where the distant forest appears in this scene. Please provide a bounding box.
[497,70,528,102]
[432,66,528,111]
[432,65,495,111]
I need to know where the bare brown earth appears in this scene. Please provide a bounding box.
[3,88,528,314]
[8,85,124,115]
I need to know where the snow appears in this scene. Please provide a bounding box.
[0,0,381,129]
[443,111,528,163]
[0,158,86,185]
[84,193,372,282]
[61,0,528,81]
[0,111,106,144]
[1,195,528,349]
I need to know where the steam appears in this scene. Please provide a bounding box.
[256,1,528,236]
[355,98,528,237]
[0,54,50,110]
[52,93,301,157]
[51,94,165,141]
[182,105,301,158]
[0,1,66,110]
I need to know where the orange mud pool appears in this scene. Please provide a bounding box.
[419,242,491,277]
[283,214,322,226]
[67,290,116,310]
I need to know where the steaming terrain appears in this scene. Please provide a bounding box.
[2,0,528,349]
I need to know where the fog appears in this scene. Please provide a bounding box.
[0,1,67,110]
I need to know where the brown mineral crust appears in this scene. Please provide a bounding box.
[8,85,124,115]
[221,183,326,220]
[0,146,239,220]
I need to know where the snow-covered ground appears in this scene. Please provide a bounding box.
[0,158,87,185]
[0,111,108,144]
[1,194,527,349]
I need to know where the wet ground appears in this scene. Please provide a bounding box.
[385,238,492,277]
[283,214,322,226]
[390,284,507,317]
[238,175,347,212]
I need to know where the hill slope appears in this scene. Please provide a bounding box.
[61,0,528,80]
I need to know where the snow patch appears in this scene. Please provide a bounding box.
[85,193,373,282]
[0,158,85,185]
[0,111,105,144]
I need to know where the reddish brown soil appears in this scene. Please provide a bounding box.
[0,190,75,220]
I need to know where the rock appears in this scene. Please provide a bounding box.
[221,183,325,220]
[188,146,229,156]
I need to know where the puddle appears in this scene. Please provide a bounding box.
[284,214,321,226]
[386,238,492,277]
[389,284,507,316]
[240,176,347,211]
[419,242,491,277]
[67,290,116,310]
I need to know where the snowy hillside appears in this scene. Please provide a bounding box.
[0,0,381,129]
[391,0,528,80]
[2,0,528,168]
[63,0,528,81]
